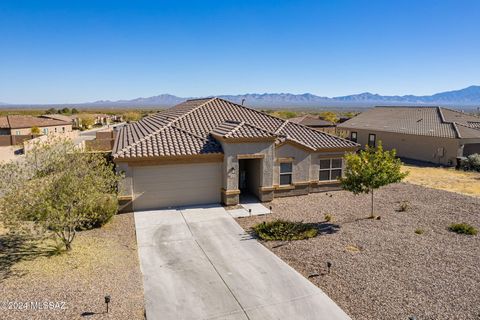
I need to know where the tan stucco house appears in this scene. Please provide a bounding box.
[113,98,359,211]
[0,115,73,146]
[337,106,480,166]
[0,115,72,136]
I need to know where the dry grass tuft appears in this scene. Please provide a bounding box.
[402,165,480,197]
[345,244,362,253]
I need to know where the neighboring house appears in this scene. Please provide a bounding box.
[113,98,358,211]
[289,115,337,134]
[0,115,73,146]
[337,106,480,166]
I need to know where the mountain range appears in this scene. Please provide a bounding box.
[2,86,480,109]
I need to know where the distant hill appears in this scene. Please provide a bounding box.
[335,86,480,104]
[83,85,480,108]
[2,86,480,109]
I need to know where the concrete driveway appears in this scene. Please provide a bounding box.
[134,205,350,320]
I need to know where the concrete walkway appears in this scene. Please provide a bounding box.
[134,205,350,320]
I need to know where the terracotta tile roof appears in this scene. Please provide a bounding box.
[277,121,354,150]
[0,117,9,128]
[0,115,71,129]
[211,120,277,140]
[113,98,358,159]
[467,122,480,129]
[289,115,334,127]
[338,106,480,139]
[41,114,74,122]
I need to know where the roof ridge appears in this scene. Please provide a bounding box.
[437,106,447,123]
[169,124,219,143]
[213,97,289,131]
[226,121,245,138]
[117,97,216,155]
[451,122,462,139]
[274,120,289,134]
[239,121,277,135]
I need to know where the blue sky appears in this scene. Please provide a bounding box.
[0,0,479,104]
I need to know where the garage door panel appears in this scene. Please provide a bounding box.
[133,162,222,211]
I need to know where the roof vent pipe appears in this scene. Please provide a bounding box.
[241,98,246,106]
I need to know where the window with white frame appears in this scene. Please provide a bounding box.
[279,162,293,185]
[350,131,357,142]
[319,158,343,181]
[368,133,376,147]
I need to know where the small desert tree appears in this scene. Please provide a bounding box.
[79,114,95,129]
[31,126,41,135]
[0,137,121,251]
[319,111,339,123]
[341,143,408,218]
[123,111,141,123]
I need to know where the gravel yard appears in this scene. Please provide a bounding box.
[0,213,144,320]
[237,183,480,320]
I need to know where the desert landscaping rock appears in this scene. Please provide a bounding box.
[0,213,144,320]
[237,183,480,320]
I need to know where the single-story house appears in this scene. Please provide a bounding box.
[113,98,358,211]
[0,115,73,144]
[289,115,337,134]
[0,115,73,136]
[337,106,480,166]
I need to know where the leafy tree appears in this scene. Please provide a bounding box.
[71,108,79,114]
[79,114,95,129]
[30,126,41,135]
[319,111,339,123]
[123,111,141,122]
[343,112,356,119]
[0,138,121,251]
[60,107,70,115]
[45,107,57,114]
[341,143,408,218]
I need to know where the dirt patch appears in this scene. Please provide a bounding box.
[237,183,480,320]
[0,213,144,320]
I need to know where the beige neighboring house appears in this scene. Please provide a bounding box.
[113,98,358,211]
[337,106,480,166]
[289,115,337,134]
[0,115,73,146]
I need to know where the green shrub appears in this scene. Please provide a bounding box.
[448,223,478,235]
[414,228,424,235]
[79,195,118,230]
[324,214,333,222]
[460,153,480,172]
[253,220,318,241]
